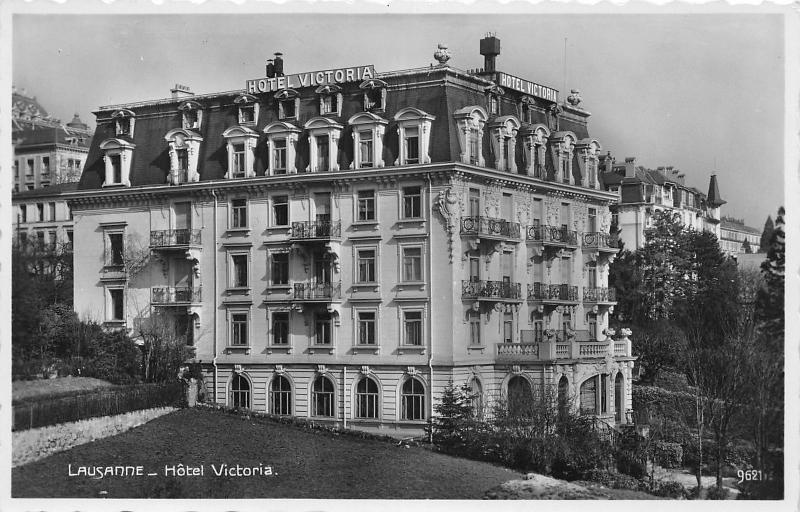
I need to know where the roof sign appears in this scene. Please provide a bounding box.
[247,65,376,94]
[496,72,558,103]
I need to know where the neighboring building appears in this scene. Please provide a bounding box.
[600,159,725,250]
[69,37,634,432]
[719,216,761,256]
[13,182,77,253]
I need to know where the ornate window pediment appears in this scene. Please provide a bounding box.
[178,100,203,130]
[274,89,299,120]
[304,117,343,172]
[99,138,136,187]
[111,109,135,138]
[359,79,388,112]
[348,112,388,170]
[485,85,505,116]
[575,138,602,189]
[316,84,343,116]
[222,125,259,179]
[488,115,521,173]
[263,121,301,176]
[521,123,550,179]
[550,131,577,185]
[234,94,259,125]
[519,96,537,124]
[394,107,435,166]
[453,106,488,166]
[164,128,203,185]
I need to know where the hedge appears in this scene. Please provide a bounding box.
[12,381,184,431]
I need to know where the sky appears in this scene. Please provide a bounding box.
[11,12,786,229]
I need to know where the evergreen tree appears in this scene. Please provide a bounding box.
[428,380,477,451]
[759,215,774,253]
[756,207,784,342]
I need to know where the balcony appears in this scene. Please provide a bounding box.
[150,229,202,249]
[496,331,632,362]
[460,216,521,241]
[527,282,579,303]
[462,280,523,302]
[292,281,342,302]
[526,225,578,247]
[583,287,617,303]
[290,221,341,241]
[582,232,619,251]
[151,286,202,305]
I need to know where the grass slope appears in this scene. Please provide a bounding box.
[12,377,114,402]
[13,408,521,499]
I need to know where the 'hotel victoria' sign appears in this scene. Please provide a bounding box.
[496,72,559,103]
[247,65,376,94]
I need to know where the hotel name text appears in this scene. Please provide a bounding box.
[247,65,376,94]
[496,72,558,103]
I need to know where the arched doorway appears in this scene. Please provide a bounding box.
[557,376,569,415]
[579,377,597,416]
[507,376,531,417]
[230,374,251,409]
[615,373,624,422]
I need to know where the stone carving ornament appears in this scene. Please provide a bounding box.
[433,187,461,262]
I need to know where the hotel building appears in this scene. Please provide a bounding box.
[69,38,634,432]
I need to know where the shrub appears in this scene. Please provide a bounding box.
[649,480,689,499]
[706,485,730,500]
[653,441,683,468]
[615,448,647,479]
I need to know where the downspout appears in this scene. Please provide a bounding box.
[211,189,218,403]
[426,174,434,444]
[342,366,347,429]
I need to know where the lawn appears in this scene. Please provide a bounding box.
[12,408,522,499]
[12,377,114,402]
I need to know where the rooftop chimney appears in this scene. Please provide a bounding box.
[266,59,275,78]
[171,83,194,99]
[274,52,284,77]
[624,157,636,178]
[480,33,501,73]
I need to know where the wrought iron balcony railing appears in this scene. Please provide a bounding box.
[583,287,617,302]
[462,280,523,300]
[526,225,579,245]
[460,216,521,239]
[292,281,342,301]
[290,220,341,240]
[150,229,201,247]
[582,232,619,250]
[527,282,579,302]
[151,286,202,304]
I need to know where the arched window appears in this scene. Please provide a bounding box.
[355,377,379,419]
[270,375,292,415]
[312,375,335,417]
[401,377,425,420]
[558,376,570,416]
[579,377,597,415]
[230,374,251,409]
[469,377,483,419]
[507,376,531,417]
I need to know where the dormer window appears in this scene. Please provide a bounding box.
[264,121,301,176]
[488,115,521,173]
[550,131,576,185]
[394,107,435,166]
[485,85,504,116]
[304,117,343,172]
[275,89,299,120]
[453,106,488,167]
[521,124,550,179]
[317,84,343,116]
[576,138,602,189]
[233,94,259,126]
[222,126,259,179]
[359,79,388,112]
[99,138,136,187]
[112,109,135,138]
[164,128,203,185]
[179,100,203,130]
[520,97,536,124]
[348,112,387,170]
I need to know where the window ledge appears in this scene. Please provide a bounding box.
[352,221,379,229]
[266,345,293,354]
[267,284,291,292]
[467,345,486,353]
[308,346,335,355]
[353,345,380,355]
[226,287,251,295]
[265,226,291,234]
[102,321,126,330]
[226,227,251,236]
[352,283,379,292]
[396,218,426,226]
[397,281,425,291]
[397,345,426,355]
[225,345,252,355]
